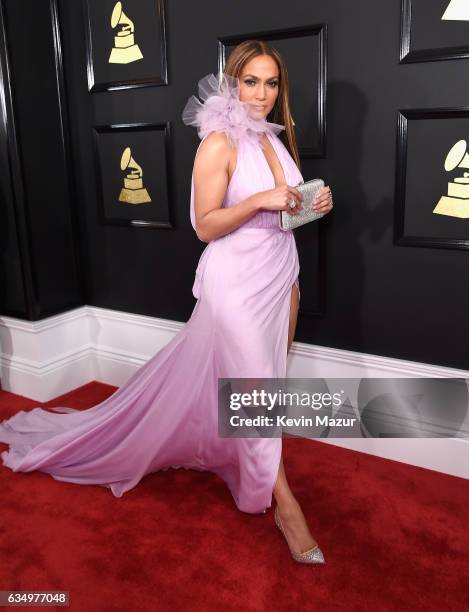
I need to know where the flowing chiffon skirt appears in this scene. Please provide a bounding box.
[0,225,299,514]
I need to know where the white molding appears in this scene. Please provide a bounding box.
[288,341,469,378]
[1,305,468,480]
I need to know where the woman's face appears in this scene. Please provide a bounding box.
[238,55,280,120]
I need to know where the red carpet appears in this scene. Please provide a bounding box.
[0,382,468,611]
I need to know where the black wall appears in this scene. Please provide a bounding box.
[1,0,468,370]
[0,0,84,318]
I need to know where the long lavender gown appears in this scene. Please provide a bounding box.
[0,73,303,514]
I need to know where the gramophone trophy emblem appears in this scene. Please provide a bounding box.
[442,0,469,20]
[108,1,143,64]
[118,147,151,204]
[433,139,469,218]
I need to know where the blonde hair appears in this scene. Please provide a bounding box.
[224,40,300,169]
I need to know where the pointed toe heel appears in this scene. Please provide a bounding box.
[274,505,326,565]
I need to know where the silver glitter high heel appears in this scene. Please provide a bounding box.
[274,505,325,564]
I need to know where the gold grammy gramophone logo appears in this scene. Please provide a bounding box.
[433,140,469,218]
[108,1,143,64]
[118,147,151,204]
[442,0,469,20]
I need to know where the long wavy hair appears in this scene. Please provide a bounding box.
[223,40,300,169]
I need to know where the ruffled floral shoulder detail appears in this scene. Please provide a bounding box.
[182,72,285,148]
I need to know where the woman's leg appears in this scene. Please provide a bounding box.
[287,281,300,354]
[274,282,319,553]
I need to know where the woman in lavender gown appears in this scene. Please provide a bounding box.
[0,40,333,564]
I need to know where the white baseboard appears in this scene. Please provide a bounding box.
[1,305,468,480]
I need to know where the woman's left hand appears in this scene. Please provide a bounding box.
[312,186,334,215]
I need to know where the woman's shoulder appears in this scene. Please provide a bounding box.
[193,131,237,180]
[195,131,236,162]
[200,130,236,149]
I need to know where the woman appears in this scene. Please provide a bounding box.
[0,40,333,565]
[184,41,333,563]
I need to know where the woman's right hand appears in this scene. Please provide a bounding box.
[249,185,304,215]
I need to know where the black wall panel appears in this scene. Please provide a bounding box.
[0,0,83,319]
[1,0,469,371]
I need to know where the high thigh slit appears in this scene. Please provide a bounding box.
[288,279,300,355]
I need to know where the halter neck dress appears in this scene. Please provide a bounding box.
[0,83,304,515]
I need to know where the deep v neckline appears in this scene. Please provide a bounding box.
[260,132,287,188]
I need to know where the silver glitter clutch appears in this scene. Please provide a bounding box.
[279,178,325,231]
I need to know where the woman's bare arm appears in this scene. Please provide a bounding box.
[192,132,261,242]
